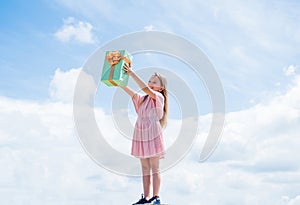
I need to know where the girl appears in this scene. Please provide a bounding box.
[121,63,168,205]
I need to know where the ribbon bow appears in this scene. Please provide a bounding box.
[106,51,122,65]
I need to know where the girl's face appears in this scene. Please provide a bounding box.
[148,75,164,92]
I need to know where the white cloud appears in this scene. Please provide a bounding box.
[49,68,81,102]
[288,195,300,205]
[54,17,97,44]
[2,69,300,204]
[284,65,297,76]
[48,67,98,104]
[144,25,155,31]
[210,74,300,166]
[0,95,135,204]
[184,74,300,204]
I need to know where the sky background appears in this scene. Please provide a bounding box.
[1,0,300,204]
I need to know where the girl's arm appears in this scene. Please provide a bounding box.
[123,63,156,99]
[120,86,135,98]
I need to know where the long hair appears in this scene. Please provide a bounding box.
[156,73,168,128]
[141,73,168,127]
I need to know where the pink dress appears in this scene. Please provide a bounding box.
[131,91,165,159]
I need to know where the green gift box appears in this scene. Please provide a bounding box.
[101,50,133,86]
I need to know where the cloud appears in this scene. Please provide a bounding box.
[144,25,155,31]
[288,195,300,205]
[182,74,300,204]
[0,95,135,204]
[2,71,300,204]
[284,65,297,76]
[54,17,97,44]
[49,68,81,102]
[48,67,97,104]
[210,73,300,167]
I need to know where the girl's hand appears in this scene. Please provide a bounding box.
[123,62,133,75]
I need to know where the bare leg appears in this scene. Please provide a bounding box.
[150,156,161,197]
[140,158,151,199]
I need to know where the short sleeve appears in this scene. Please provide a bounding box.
[154,91,165,119]
[132,93,143,113]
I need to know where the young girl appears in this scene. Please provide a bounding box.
[121,63,168,205]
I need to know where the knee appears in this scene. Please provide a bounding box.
[150,160,160,174]
[141,164,151,175]
[151,165,160,174]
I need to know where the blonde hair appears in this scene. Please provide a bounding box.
[153,73,168,127]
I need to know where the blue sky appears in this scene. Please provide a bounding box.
[1,0,300,204]
[0,0,297,109]
[0,0,299,111]
[0,0,96,99]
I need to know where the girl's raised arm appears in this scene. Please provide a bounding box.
[120,85,135,98]
[123,63,156,99]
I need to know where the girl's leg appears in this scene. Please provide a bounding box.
[140,158,151,199]
[150,156,161,197]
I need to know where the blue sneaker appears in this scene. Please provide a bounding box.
[149,196,161,204]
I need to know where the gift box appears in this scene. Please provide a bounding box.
[101,50,133,86]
